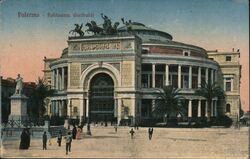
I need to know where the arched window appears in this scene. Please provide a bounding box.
[226,104,231,113]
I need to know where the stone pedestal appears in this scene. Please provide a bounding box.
[8,94,29,121]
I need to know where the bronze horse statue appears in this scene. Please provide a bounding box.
[69,24,84,36]
[85,21,103,35]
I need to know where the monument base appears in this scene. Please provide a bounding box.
[8,93,29,124]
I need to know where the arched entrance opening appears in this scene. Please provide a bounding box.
[89,73,115,123]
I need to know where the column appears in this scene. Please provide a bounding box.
[211,69,214,84]
[198,100,201,117]
[214,70,217,82]
[79,99,83,123]
[52,70,55,89]
[56,69,59,90]
[165,64,169,86]
[62,67,65,90]
[178,65,182,88]
[67,99,71,118]
[188,100,192,118]
[152,64,155,88]
[117,99,122,125]
[59,100,62,117]
[189,66,192,89]
[56,101,59,116]
[205,68,208,83]
[205,101,208,117]
[68,64,71,89]
[214,100,218,117]
[85,98,89,118]
[198,67,201,87]
[62,100,66,116]
[114,99,118,117]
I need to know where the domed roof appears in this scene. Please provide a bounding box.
[118,22,173,41]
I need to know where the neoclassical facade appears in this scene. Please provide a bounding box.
[43,22,241,124]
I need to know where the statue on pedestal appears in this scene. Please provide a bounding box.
[15,74,23,94]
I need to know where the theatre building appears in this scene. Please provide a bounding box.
[43,22,241,124]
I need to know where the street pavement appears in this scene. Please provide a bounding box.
[1,126,249,158]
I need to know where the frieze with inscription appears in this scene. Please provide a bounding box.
[80,41,121,51]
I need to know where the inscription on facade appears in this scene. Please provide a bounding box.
[80,41,121,51]
[70,64,80,87]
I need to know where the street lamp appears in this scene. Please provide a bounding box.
[69,99,72,120]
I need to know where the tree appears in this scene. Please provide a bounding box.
[195,80,224,123]
[30,77,54,118]
[153,85,185,123]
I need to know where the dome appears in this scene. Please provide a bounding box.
[118,22,207,58]
[118,22,173,41]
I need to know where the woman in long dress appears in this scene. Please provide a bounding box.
[76,126,81,140]
[19,129,28,149]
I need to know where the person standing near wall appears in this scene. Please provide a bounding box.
[42,131,47,150]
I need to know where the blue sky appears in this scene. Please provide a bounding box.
[1,0,248,42]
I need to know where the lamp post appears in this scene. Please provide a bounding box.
[69,99,72,127]
[70,99,72,119]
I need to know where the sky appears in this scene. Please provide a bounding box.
[0,0,249,111]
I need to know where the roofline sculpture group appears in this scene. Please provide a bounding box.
[69,13,132,37]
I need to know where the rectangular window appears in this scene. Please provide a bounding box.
[226,82,231,91]
[73,107,78,113]
[155,74,164,88]
[226,56,231,61]
[224,77,233,92]
[141,74,149,88]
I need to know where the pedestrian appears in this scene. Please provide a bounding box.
[25,128,31,149]
[148,128,154,140]
[19,129,28,149]
[76,126,81,139]
[129,128,135,139]
[72,125,77,139]
[57,130,62,147]
[114,124,118,133]
[87,123,92,136]
[65,131,72,155]
[42,131,47,150]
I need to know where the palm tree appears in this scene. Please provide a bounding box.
[195,80,224,123]
[153,85,185,123]
[30,77,54,118]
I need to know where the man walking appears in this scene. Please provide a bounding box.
[148,128,154,140]
[129,128,135,139]
[42,131,47,150]
[65,131,72,155]
[57,130,62,147]
[114,124,118,133]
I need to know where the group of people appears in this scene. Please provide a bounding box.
[129,127,154,140]
[19,123,155,156]
[19,128,31,149]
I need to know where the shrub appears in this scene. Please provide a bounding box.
[211,115,233,128]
